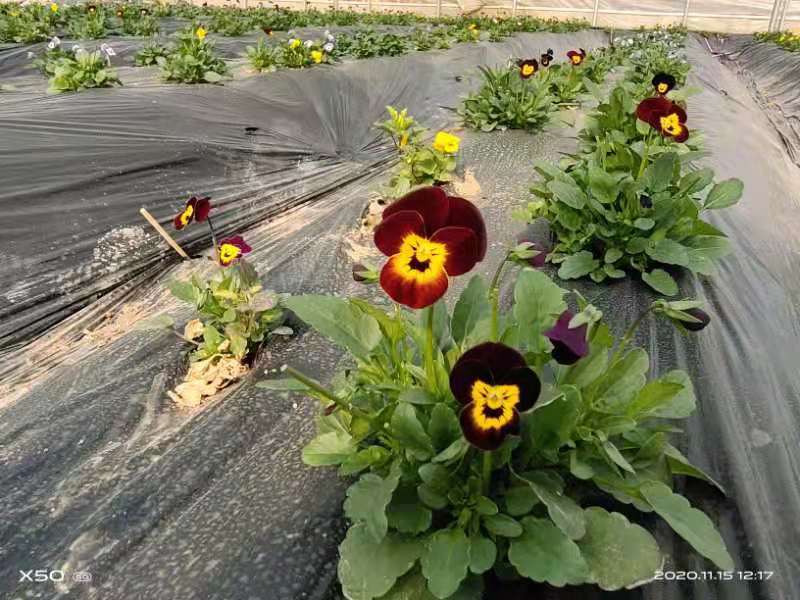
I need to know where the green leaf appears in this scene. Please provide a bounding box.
[642,269,678,296]
[475,496,498,516]
[377,570,436,600]
[344,465,401,544]
[482,514,523,538]
[451,275,490,345]
[646,239,690,267]
[432,438,469,463]
[652,370,696,418]
[679,167,714,195]
[428,404,461,451]
[421,529,471,599]
[387,486,433,534]
[643,152,677,193]
[255,378,308,391]
[547,179,588,210]
[704,178,743,210]
[508,517,589,586]
[338,525,423,600]
[588,165,618,204]
[640,481,734,571]
[663,444,726,494]
[577,507,662,590]
[168,279,198,304]
[604,248,623,264]
[203,69,223,83]
[340,447,392,477]
[504,484,539,516]
[600,439,635,473]
[468,534,496,574]
[591,348,649,413]
[392,404,435,460]
[558,251,600,280]
[283,295,382,359]
[203,325,223,351]
[512,268,567,353]
[626,370,694,419]
[519,471,586,540]
[302,431,356,466]
[399,388,437,405]
[529,386,581,452]
[633,217,655,230]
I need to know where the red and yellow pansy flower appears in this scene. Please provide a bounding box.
[217,236,252,266]
[652,72,676,95]
[636,96,690,143]
[567,48,586,66]
[173,196,211,230]
[517,58,538,79]
[373,186,487,309]
[450,343,541,451]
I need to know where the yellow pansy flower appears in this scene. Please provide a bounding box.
[196,26,207,41]
[310,50,323,64]
[432,131,460,154]
[289,38,301,49]
[50,3,59,12]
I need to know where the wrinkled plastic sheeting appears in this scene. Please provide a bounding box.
[0,29,608,355]
[0,31,609,600]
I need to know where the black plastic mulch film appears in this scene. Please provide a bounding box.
[0,25,799,600]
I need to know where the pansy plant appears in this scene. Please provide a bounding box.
[265,190,733,599]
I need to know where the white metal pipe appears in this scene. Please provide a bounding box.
[777,0,790,31]
[436,0,441,18]
[591,0,600,27]
[682,0,691,27]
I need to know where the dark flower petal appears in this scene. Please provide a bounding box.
[460,403,519,451]
[374,210,426,257]
[640,195,653,209]
[497,366,541,412]
[443,195,487,261]
[682,307,711,331]
[455,342,527,381]
[449,359,494,406]
[518,59,538,78]
[545,311,588,365]
[673,126,690,143]
[652,72,676,94]
[382,186,450,233]
[194,197,211,222]
[517,236,549,268]
[379,254,448,309]
[430,226,478,276]
[636,96,673,128]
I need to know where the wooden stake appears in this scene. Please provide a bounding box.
[139,208,191,260]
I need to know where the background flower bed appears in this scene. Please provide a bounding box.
[0,21,799,600]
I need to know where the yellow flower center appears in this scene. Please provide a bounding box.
[521,64,535,76]
[469,380,520,431]
[571,55,582,65]
[180,205,194,225]
[50,3,58,11]
[196,27,207,41]
[219,243,241,265]
[394,234,448,282]
[657,82,669,93]
[659,112,683,136]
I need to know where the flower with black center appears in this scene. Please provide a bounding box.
[636,96,690,143]
[567,48,586,66]
[450,343,541,451]
[116,8,124,17]
[87,4,97,13]
[545,310,588,365]
[540,48,553,67]
[218,236,251,267]
[173,196,211,230]
[652,72,676,95]
[517,58,538,79]
[373,186,487,309]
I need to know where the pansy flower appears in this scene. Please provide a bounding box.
[636,96,689,142]
[311,50,323,64]
[652,72,676,95]
[540,48,554,67]
[516,236,549,268]
[218,236,252,266]
[517,58,538,79]
[681,307,711,331]
[567,48,586,66]
[173,196,211,230]
[373,186,486,309]
[50,3,59,12]
[450,343,541,451]
[86,4,97,13]
[116,8,124,17]
[262,27,273,36]
[545,310,589,365]
[196,26,207,41]
[432,131,460,154]
[140,7,149,15]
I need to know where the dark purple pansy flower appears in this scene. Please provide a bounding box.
[640,195,653,209]
[516,236,549,268]
[545,310,589,365]
[681,307,711,331]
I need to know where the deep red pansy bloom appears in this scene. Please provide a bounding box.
[517,58,538,79]
[545,310,588,365]
[217,235,252,267]
[450,343,541,451]
[567,48,586,66]
[681,307,711,331]
[652,72,676,95]
[173,196,211,230]
[373,186,487,309]
[636,96,689,143]
[516,236,549,268]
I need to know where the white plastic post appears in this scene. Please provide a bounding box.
[777,0,790,31]
[768,0,780,31]
[681,0,690,27]
[592,0,600,27]
[436,0,441,18]
[511,0,517,17]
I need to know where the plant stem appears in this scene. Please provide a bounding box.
[637,130,653,180]
[482,450,493,496]
[489,254,511,342]
[284,366,347,410]
[206,215,220,262]
[610,306,653,364]
[424,305,436,389]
